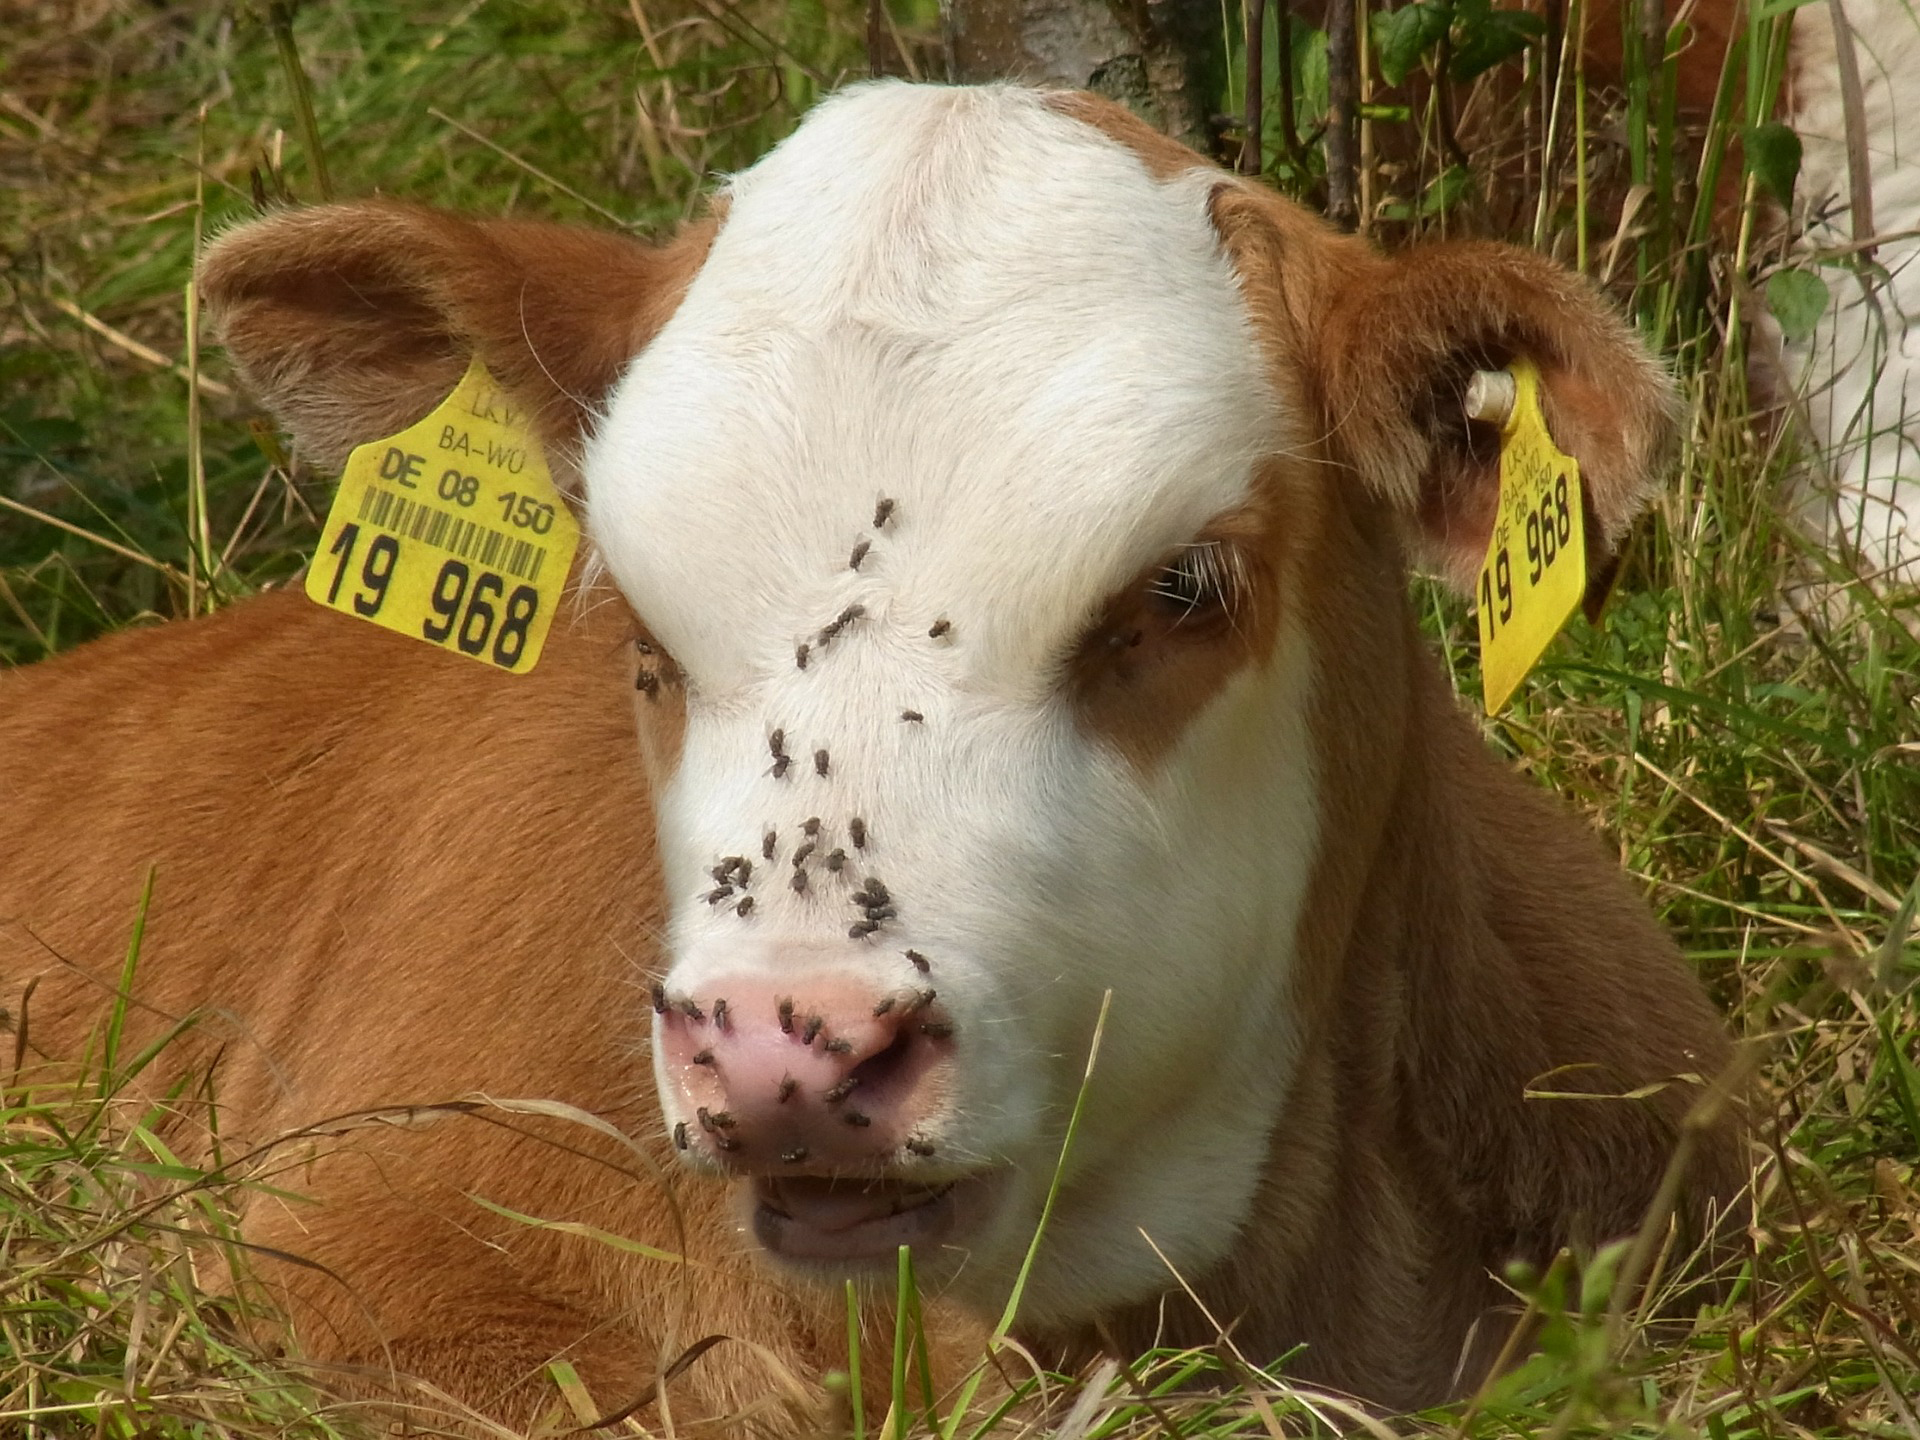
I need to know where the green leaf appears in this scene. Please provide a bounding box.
[1448,7,1544,81]
[1766,268,1829,343]
[1297,26,1329,122]
[1743,120,1803,203]
[1375,2,1451,87]
[1419,164,1474,216]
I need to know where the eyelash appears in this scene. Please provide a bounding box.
[1148,541,1243,621]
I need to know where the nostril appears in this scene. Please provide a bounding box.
[850,1027,916,1093]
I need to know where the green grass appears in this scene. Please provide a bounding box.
[3,1,1916,1437]
[1,886,355,1439]
[0,1080,362,1440]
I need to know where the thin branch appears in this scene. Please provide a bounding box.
[1275,0,1303,166]
[266,0,332,201]
[1240,0,1265,174]
[0,496,187,580]
[867,0,887,77]
[1325,0,1359,228]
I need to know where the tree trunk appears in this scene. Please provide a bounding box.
[943,0,1225,155]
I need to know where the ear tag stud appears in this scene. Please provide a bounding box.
[304,358,580,674]
[1471,358,1586,715]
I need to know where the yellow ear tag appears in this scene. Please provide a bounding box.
[305,358,580,675]
[1475,358,1586,715]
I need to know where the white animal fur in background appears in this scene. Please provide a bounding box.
[1785,0,1920,594]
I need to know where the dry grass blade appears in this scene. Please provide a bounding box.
[1823,0,1878,260]
[42,296,235,399]
[428,108,639,230]
[0,495,188,580]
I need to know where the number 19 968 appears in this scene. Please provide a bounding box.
[324,522,540,670]
[1479,472,1574,637]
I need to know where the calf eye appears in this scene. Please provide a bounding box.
[1148,542,1240,624]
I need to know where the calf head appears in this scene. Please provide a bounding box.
[205,83,1676,1331]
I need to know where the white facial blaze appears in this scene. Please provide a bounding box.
[585,83,1320,1322]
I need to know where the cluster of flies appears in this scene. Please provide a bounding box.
[695,494,954,943]
[649,495,958,1167]
[653,977,943,1162]
[790,498,952,675]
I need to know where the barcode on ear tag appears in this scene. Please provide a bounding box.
[1475,358,1586,715]
[304,358,580,675]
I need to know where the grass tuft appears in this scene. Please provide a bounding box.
[2,932,351,1439]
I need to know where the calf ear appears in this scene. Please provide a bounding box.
[199,200,716,471]
[1317,240,1680,592]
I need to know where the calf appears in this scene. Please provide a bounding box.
[0,83,1742,1432]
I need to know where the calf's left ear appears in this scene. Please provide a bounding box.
[1317,239,1680,593]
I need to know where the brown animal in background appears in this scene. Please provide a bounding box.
[0,82,1743,1433]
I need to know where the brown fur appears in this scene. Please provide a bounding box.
[1067,498,1297,770]
[0,92,1742,1431]
[1202,166,1680,590]
[201,201,718,477]
[0,589,922,1431]
[1027,103,1741,1404]
[1049,93,1681,585]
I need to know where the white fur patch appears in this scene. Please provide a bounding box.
[1787,0,1920,587]
[585,83,1319,1323]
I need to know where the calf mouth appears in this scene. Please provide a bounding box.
[750,1169,1001,1266]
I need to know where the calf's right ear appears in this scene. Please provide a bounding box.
[1209,181,1678,595]
[1314,239,1681,596]
[199,200,716,471]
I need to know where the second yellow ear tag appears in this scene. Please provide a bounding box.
[1475,359,1586,715]
[305,359,580,675]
